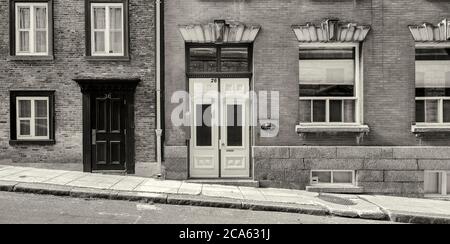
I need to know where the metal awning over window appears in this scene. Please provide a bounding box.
[178,20,261,44]
[292,19,371,43]
[409,19,450,42]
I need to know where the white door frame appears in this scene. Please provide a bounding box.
[189,78,251,179]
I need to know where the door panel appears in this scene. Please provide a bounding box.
[190,79,220,178]
[91,93,126,171]
[220,78,250,178]
[189,78,250,178]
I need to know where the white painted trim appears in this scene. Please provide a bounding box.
[310,170,356,186]
[299,42,359,48]
[298,43,363,125]
[90,3,124,56]
[416,97,450,124]
[415,42,450,48]
[424,171,449,196]
[15,2,49,56]
[16,97,50,140]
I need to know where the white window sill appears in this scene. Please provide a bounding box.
[411,124,450,133]
[296,124,370,134]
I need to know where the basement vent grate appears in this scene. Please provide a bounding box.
[317,195,356,206]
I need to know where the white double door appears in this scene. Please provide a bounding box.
[190,78,250,178]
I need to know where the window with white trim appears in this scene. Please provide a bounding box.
[15,2,49,55]
[415,47,450,125]
[90,3,124,56]
[311,170,355,185]
[16,97,50,140]
[299,44,362,125]
[424,171,450,196]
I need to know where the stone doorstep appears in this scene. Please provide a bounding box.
[186,179,260,188]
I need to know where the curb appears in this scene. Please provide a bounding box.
[387,211,450,224]
[0,180,331,218]
[6,180,449,223]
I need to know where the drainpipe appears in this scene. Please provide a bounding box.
[155,0,163,174]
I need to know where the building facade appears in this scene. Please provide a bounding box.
[0,0,157,176]
[163,0,450,196]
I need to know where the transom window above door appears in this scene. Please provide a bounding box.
[12,1,52,56]
[187,45,252,74]
[299,44,361,125]
[86,0,129,59]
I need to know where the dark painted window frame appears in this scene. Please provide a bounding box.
[9,0,54,61]
[85,0,130,61]
[186,43,253,78]
[10,90,56,145]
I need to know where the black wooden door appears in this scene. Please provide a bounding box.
[91,93,126,171]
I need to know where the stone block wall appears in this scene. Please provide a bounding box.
[254,146,450,196]
[163,146,188,180]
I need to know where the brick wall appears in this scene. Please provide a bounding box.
[164,0,450,147]
[0,0,156,170]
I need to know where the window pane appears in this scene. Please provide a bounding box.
[312,171,332,184]
[35,7,47,29]
[299,85,354,97]
[93,8,106,29]
[221,47,249,72]
[35,31,47,53]
[333,172,353,184]
[109,31,123,53]
[312,100,326,122]
[416,100,425,123]
[20,120,31,136]
[19,7,30,29]
[424,172,441,194]
[189,48,217,73]
[227,104,243,147]
[35,119,48,137]
[329,100,343,122]
[94,32,105,52]
[35,100,47,117]
[343,100,356,123]
[444,100,450,123]
[425,100,439,123]
[299,48,355,86]
[109,7,122,29]
[19,31,30,52]
[196,104,212,147]
[18,100,31,118]
[299,100,312,123]
[447,173,450,194]
[416,61,450,89]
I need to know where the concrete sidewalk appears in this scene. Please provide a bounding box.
[0,165,449,224]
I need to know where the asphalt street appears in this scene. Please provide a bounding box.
[0,191,392,224]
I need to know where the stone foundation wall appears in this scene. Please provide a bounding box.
[254,146,450,196]
[163,146,188,180]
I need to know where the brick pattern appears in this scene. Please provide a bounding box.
[0,0,156,170]
[254,146,450,196]
[164,0,450,147]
